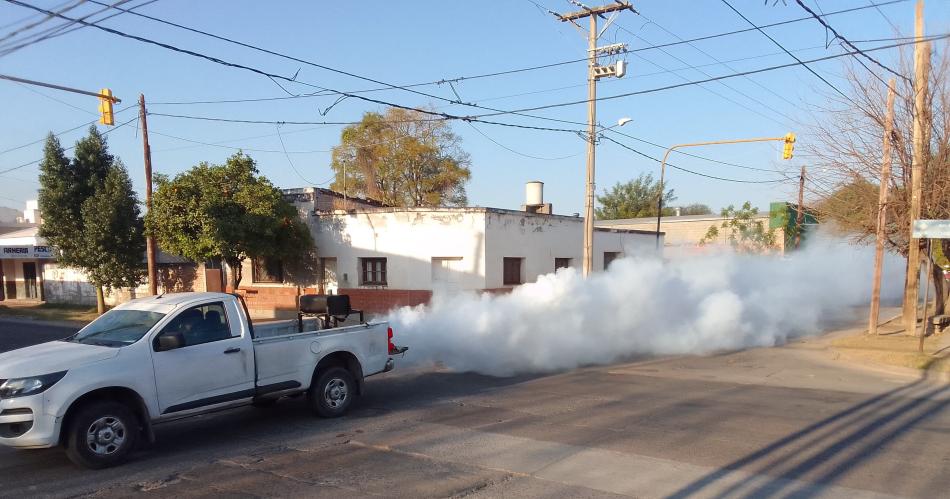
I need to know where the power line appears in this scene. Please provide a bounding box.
[719,0,855,104]
[147,129,332,154]
[0,115,137,175]
[0,0,158,58]
[274,124,320,185]
[465,34,948,119]
[607,129,787,174]
[7,0,595,131]
[793,0,908,82]
[601,135,790,184]
[0,103,135,156]
[616,23,799,128]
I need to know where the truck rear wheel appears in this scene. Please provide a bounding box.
[64,401,139,469]
[309,367,355,418]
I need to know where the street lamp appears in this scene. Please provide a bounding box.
[654,134,796,250]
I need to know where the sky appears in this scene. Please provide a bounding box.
[0,0,947,217]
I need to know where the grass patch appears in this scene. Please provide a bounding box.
[0,302,99,323]
[832,333,950,373]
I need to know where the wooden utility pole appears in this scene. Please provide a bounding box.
[139,94,158,295]
[795,165,806,249]
[869,78,897,336]
[553,1,635,277]
[903,0,930,332]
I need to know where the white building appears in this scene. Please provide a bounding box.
[236,183,662,317]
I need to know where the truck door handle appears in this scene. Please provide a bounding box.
[223,347,242,354]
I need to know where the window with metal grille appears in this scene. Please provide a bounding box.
[252,257,283,283]
[554,258,572,271]
[360,258,387,285]
[603,252,622,269]
[503,257,523,285]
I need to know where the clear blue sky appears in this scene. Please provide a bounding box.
[0,0,947,216]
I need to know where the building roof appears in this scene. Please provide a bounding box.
[314,206,665,234]
[0,226,40,240]
[595,213,769,226]
[0,223,36,237]
[282,187,389,207]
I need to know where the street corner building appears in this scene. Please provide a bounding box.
[231,184,663,319]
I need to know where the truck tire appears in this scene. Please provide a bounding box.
[64,401,139,469]
[309,367,356,418]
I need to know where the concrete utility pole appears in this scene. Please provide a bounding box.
[869,78,897,336]
[552,1,635,277]
[903,0,931,332]
[139,94,158,295]
[795,165,806,250]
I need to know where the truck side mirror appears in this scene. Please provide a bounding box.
[155,333,184,352]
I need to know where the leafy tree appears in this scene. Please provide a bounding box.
[595,173,676,220]
[147,152,313,291]
[700,202,778,254]
[678,203,713,216]
[330,108,471,207]
[38,127,145,313]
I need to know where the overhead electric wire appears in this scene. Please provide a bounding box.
[0,0,84,43]
[274,124,320,185]
[601,135,790,184]
[50,0,910,121]
[147,129,332,154]
[0,103,135,156]
[607,129,788,174]
[793,0,907,83]
[463,35,948,119]
[0,0,158,58]
[0,115,137,175]
[616,24,798,127]
[719,0,855,105]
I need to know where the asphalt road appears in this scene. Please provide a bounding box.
[0,318,79,353]
[0,321,948,498]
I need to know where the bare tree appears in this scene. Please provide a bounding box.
[805,41,950,316]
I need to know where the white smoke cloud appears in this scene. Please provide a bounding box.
[387,237,906,377]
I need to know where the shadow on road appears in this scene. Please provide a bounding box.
[667,370,950,498]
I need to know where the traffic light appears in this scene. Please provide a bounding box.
[98,88,114,126]
[782,132,796,160]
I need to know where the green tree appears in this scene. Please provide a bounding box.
[595,173,676,220]
[330,108,471,207]
[147,152,313,291]
[700,202,778,253]
[38,127,145,313]
[678,203,713,216]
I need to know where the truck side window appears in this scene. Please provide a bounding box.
[154,302,235,350]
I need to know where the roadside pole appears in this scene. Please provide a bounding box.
[869,78,897,336]
[139,94,158,296]
[904,0,930,332]
[795,165,805,249]
[551,2,635,277]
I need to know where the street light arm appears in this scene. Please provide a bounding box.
[653,135,793,250]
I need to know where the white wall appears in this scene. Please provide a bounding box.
[314,209,488,291]
[483,211,661,288]
[312,208,661,292]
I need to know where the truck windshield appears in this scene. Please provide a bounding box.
[69,310,166,347]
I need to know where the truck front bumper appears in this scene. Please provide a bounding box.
[0,394,60,449]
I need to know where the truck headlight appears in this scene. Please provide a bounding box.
[0,371,67,399]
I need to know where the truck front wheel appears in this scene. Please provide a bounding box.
[64,401,139,469]
[309,367,355,418]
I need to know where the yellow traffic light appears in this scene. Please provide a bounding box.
[782,132,796,160]
[98,88,114,126]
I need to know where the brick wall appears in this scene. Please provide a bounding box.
[339,288,433,316]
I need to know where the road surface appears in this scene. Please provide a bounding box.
[0,320,947,498]
[0,318,78,353]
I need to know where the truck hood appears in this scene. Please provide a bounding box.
[0,341,119,379]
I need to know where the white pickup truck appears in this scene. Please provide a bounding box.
[0,292,405,469]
